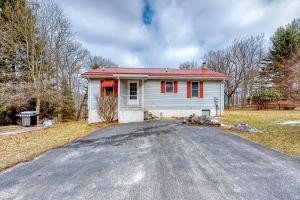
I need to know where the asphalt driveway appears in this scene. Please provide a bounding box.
[0,121,299,200]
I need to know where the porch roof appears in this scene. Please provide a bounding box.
[81,67,229,79]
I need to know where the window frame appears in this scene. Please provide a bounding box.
[191,81,199,97]
[128,80,139,100]
[165,81,174,93]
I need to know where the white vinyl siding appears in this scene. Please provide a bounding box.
[88,79,101,123]
[87,78,225,123]
[143,80,223,111]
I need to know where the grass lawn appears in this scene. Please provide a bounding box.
[221,110,300,156]
[0,121,115,171]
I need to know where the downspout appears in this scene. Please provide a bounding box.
[87,78,91,123]
[117,78,121,121]
[214,81,222,117]
[219,80,222,116]
[220,78,225,115]
[142,79,145,111]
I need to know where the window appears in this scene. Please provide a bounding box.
[105,87,113,96]
[165,81,173,93]
[191,82,199,97]
[129,82,137,100]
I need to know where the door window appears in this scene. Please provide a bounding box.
[129,82,137,100]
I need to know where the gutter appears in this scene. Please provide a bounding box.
[81,74,229,80]
[112,74,149,79]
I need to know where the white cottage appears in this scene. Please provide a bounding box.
[81,67,228,123]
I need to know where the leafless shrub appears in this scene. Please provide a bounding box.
[96,95,117,122]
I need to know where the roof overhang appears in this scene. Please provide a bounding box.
[113,74,149,79]
[81,67,231,80]
[146,75,229,80]
[82,74,229,80]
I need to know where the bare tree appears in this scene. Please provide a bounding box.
[179,61,198,69]
[61,42,90,120]
[230,36,265,107]
[203,35,265,108]
[89,55,118,69]
[204,48,236,108]
[0,0,118,123]
[37,0,72,88]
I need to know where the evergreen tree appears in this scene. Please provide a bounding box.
[0,0,27,124]
[60,79,76,120]
[265,18,300,98]
[0,0,27,77]
[269,24,300,64]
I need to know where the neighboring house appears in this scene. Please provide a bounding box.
[81,67,228,123]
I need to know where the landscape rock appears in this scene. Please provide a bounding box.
[221,123,233,128]
[233,123,263,133]
[183,114,221,127]
[144,111,158,120]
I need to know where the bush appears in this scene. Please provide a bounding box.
[253,88,282,101]
[96,95,117,122]
[252,88,282,109]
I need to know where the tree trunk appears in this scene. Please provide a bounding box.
[76,90,88,121]
[227,95,231,109]
[232,93,235,109]
[249,95,253,106]
[36,94,41,125]
[241,92,245,109]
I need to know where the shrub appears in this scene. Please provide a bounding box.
[96,95,117,122]
[252,88,282,109]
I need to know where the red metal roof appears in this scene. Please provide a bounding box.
[81,67,228,78]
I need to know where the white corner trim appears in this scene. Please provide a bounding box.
[118,78,121,119]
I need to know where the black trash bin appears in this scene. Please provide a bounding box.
[17,111,37,127]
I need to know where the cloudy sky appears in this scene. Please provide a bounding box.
[55,0,300,68]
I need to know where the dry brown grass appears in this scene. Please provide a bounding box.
[221,110,300,156]
[0,121,115,171]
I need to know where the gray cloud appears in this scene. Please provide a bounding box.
[55,0,300,67]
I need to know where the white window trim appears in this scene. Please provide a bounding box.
[165,81,174,93]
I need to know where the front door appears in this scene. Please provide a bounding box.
[128,81,138,105]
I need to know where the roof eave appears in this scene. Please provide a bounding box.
[81,73,229,80]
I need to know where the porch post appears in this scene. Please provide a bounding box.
[142,79,144,110]
[117,78,121,120]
